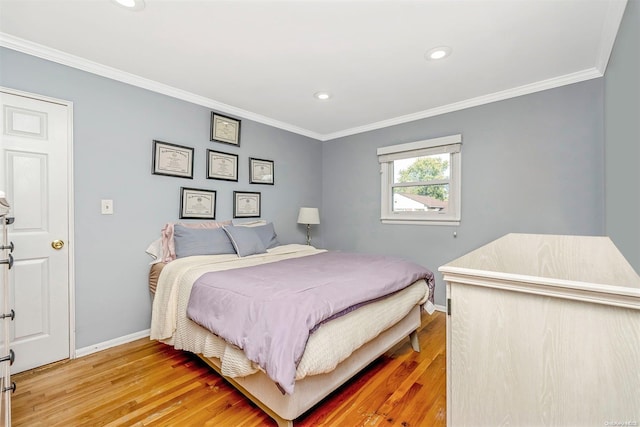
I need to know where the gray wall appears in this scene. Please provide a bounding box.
[605,0,640,272]
[322,80,605,306]
[0,47,323,348]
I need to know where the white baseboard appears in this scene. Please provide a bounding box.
[434,304,446,313]
[74,329,150,358]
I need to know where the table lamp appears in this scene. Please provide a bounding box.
[297,207,319,245]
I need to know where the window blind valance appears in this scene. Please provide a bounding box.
[377,134,462,163]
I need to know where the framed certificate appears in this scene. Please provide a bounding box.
[152,140,194,179]
[211,112,241,146]
[180,187,216,219]
[207,149,238,181]
[249,157,274,185]
[233,191,261,218]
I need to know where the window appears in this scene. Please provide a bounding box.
[378,134,461,225]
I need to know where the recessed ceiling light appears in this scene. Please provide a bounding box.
[112,0,145,11]
[314,92,331,101]
[425,46,452,61]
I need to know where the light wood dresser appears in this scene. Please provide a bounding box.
[440,233,640,427]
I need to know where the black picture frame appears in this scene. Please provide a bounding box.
[233,191,261,218]
[249,157,274,185]
[180,187,217,219]
[210,112,241,146]
[206,149,239,181]
[152,140,194,179]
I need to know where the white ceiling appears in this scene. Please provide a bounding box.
[0,0,628,141]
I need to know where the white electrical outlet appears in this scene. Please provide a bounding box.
[101,199,114,215]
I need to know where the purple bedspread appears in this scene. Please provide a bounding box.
[186,251,434,394]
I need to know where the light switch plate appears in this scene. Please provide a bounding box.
[101,199,114,215]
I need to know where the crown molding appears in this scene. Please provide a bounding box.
[0,28,616,143]
[322,67,604,141]
[0,33,324,141]
[594,0,628,74]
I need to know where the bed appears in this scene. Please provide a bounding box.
[148,221,435,426]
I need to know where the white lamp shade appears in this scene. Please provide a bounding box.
[297,207,320,225]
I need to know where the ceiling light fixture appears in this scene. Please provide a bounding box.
[314,92,331,101]
[425,46,452,61]
[112,0,146,11]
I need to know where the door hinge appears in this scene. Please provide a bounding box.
[447,298,451,315]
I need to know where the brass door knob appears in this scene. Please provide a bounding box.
[51,240,64,250]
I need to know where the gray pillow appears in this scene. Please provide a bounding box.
[173,225,236,258]
[252,222,280,249]
[223,225,267,257]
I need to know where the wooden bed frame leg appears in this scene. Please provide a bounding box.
[409,330,420,352]
[273,415,293,427]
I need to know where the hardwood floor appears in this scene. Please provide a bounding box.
[12,311,446,426]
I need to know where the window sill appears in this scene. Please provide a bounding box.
[381,218,461,226]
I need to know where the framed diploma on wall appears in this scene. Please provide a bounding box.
[233,191,261,218]
[207,149,238,181]
[152,140,194,179]
[180,187,217,219]
[249,157,274,185]
[211,112,241,146]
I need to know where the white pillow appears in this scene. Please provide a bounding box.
[232,219,267,227]
[145,238,163,265]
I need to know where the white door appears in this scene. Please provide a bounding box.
[0,88,72,374]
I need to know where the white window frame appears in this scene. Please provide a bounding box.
[378,134,461,225]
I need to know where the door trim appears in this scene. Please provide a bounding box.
[1,86,76,359]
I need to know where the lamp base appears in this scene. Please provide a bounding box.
[306,224,311,245]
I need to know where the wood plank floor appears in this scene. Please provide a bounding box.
[12,311,446,426]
